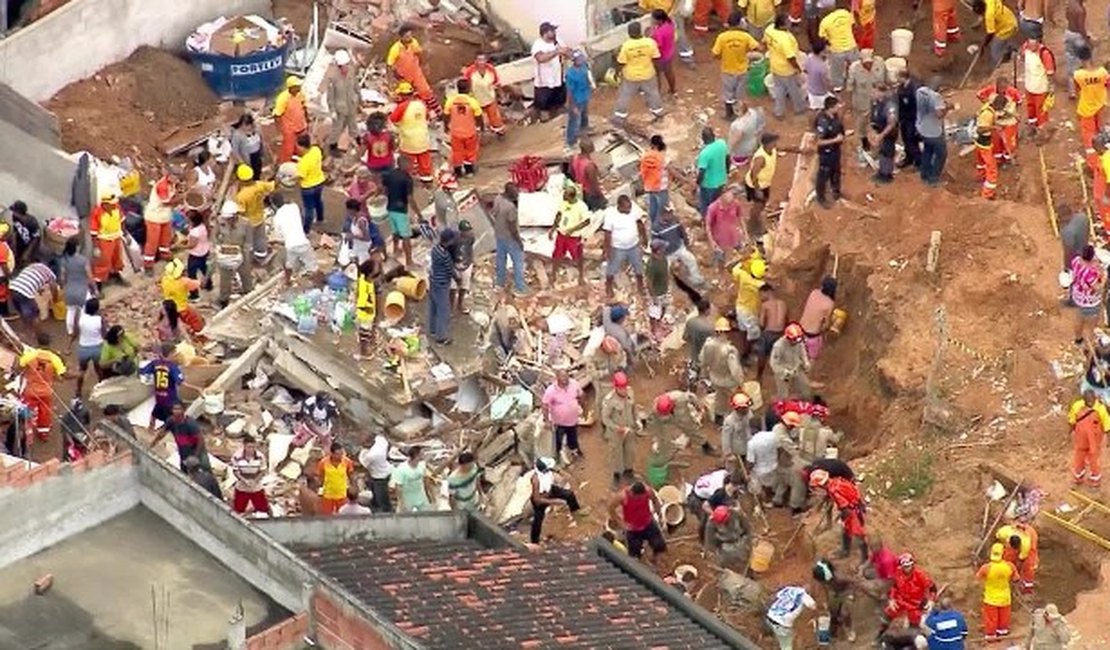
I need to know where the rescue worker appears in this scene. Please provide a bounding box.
[897,70,921,168]
[689,464,741,537]
[274,76,308,163]
[975,76,1021,164]
[0,224,13,316]
[730,253,767,357]
[769,322,812,398]
[1028,603,1071,649]
[879,553,937,638]
[443,79,484,177]
[809,468,868,561]
[704,505,752,568]
[974,94,1006,201]
[774,433,809,516]
[974,0,1019,69]
[652,390,712,457]
[590,335,628,417]
[711,13,761,121]
[1093,133,1110,232]
[976,542,1018,639]
[89,192,126,288]
[142,170,178,272]
[1074,45,1107,171]
[326,49,361,155]
[19,334,66,443]
[997,519,1038,592]
[845,49,886,155]
[214,200,254,308]
[813,559,857,643]
[693,0,731,34]
[601,371,639,488]
[386,26,441,117]
[721,391,754,459]
[699,317,745,424]
[869,82,899,184]
[389,82,434,183]
[932,0,961,56]
[160,259,205,335]
[1021,36,1056,133]
[233,164,276,265]
[852,0,876,49]
[1068,388,1109,486]
[463,54,506,137]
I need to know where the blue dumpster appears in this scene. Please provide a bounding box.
[190,43,290,101]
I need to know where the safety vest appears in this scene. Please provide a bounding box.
[393,98,430,154]
[319,458,350,500]
[745,146,777,189]
[975,105,997,148]
[91,205,124,240]
[465,65,499,107]
[1023,45,1054,95]
[1075,67,1109,118]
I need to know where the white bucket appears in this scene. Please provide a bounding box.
[662,501,686,527]
[891,29,914,57]
[885,56,907,80]
[203,390,226,415]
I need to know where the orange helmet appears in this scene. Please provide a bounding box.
[808,468,830,488]
[730,392,752,410]
[601,336,620,355]
[612,371,629,389]
[784,322,805,342]
[654,393,675,416]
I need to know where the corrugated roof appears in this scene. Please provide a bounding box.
[294,539,735,649]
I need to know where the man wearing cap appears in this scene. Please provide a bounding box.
[700,318,745,424]
[274,76,308,163]
[463,54,506,137]
[89,193,127,287]
[770,322,812,398]
[810,469,870,561]
[142,168,179,272]
[233,164,277,265]
[601,371,639,488]
[18,333,66,443]
[160,258,205,334]
[651,390,711,457]
[387,26,441,116]
[564,50,594,149]
[532,23,570,122]
[612,21,664,128]
[389,83,434,183]
[326,50,361,155]
[845,49,886,153]
[730,254,766,356]
[705,505,752,567]
[1028,603,1071,649]
[444,78,485,177]
[215,200,254,308]
[722,391,754,458]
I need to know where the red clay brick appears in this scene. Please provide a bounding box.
[9,473,31,489]
[84,450,107,469]
[316,626,354,650]
[43,459,62,476]
[27,464,52,483]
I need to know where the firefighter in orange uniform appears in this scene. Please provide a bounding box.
[1021,36,1056,132]
[1074,45,1108,171]
[387,26,442,117]
[444,79,484,177]
[880,553,938,635]
[997,520,1039,593]
[273,76,309,163]
[974,95,1004,200]
[1067,389,1109,487]
[809,469,869,561]
[90,193,126,285]
[976,77,1021,164]
[463,54,506,137]
[932,0,961,56]
[693,0,731,33]
[142,172,177,272]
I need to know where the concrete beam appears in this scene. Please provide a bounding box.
[184,336,269,419]
[256,512,469,547]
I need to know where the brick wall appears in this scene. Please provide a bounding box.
[0,448,132,489]
[244,612,309,650]
[312,589,393,650]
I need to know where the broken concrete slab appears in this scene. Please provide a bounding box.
[90,375,150,410]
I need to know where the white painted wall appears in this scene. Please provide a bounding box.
[0,0,271,102]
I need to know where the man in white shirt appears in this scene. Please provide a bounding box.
[271,193,317,286]
[766,585,818,649]
[746,427,780,497]
[531,22,570,121]
[337,488,373,515]
[602,195,647,298]
[358,433,394,513]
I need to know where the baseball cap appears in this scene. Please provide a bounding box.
[539,21,558,35]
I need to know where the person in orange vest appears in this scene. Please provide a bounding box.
[1074,44,1108,171]
[976,76,1021,164]
[976,542,1018,639]
[463,54,506,137]
[931,0,961,56]
[1068,389,1110,486]
[274,76,308,163]
[160,258,205,335]
[444,79,484,177]
[1021,36,1056,133]
[142,171,179,272]
[89,192,126,286]
[852,0,877,49]
[974,95,1005,200]
[879,553,937,638]
[809,469,869,561]
[386,26,441,117]
[19,334,67,443]
[0,224,14,317]
[693,0,731,34]
[1093,134,1110,231]
[389,82,434,183]
[997,519,1039,593]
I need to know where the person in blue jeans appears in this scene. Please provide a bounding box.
[491,183,528,295]
[296,134,326,233]
[428,229,459,345]
[564,51,593,148]
[696,126,729,215]
[915,78,950,187]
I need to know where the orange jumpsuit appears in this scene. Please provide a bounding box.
[826,477,866,539]
[852,0,877,49]
[998,523,1039,592]
[463,64,506,134]
[444,93,482,169]
[932,0,960,56]
[389,98,434,181]
[884,567,936,627]
[389,41,441,116]
[1075,66,1109,171]
[976,83,1021,163]
[274,90,308,163]
[1022,43,1056,128]
[1096,151,1110,231]
[693,0,731,31]
[975,104,999,200]
[142,177,175,270]
[20,348,65,441]
[89,202,125,281]
[1069,399,1108,486]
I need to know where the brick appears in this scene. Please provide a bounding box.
[43,459,62,476]
[313,592,340,623]
[316,626,354,650]
[84,450,107,469]
[28,464,52,483]
[33,574,54,594]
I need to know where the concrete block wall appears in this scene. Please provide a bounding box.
[0,448,139,568]
[312,589,396,650]
[256,511,469,547]
[245,612,310,650]
[0,0,272,102]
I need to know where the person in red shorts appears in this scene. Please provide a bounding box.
[879,552,938,639]
[231,434,270,515]
[549,185,590,286]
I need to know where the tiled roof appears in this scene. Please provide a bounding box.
[294,539,735,649]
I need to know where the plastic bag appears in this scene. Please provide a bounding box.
[337,238,352,267]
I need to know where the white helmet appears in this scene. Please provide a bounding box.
[334,49,351,66]
[219,200,240,218]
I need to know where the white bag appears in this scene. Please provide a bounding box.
[337,239,352,267]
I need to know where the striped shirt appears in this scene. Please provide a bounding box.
[11,263,55,299]
[430,244,454,288]
[231,449,267,493]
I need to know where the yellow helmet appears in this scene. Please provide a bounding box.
[395,81,414,95]
[750,258,767,279]
[714,317,731,332]
[236,164,254,182]
[285,76,303,89]
[164,258,185,279]
[0,223,10,238]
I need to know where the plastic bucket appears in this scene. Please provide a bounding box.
[891,29,914,57]
[829,308,848,334]
[662,501,685,527]
[885,56,907,81]
[747,57,769,97]
[750,539,774,573]
[384,290,406,320]
[203,390,226,415]
[657,485,683,506]
[368,198,388,222]
[816,615,832,645]
[396,275,427,300]
[646,461,669,488]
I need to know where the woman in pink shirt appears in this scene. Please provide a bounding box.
[1071,245,1106,345]
[541,367,584,463]
[705,186,747,266]
[185,211,212,301]
[650,10,677,95]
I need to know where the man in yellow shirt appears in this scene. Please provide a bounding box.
[612,21,664,127]
[976,543,1017,639]
[730,255,766,353]
[233,164,277,263]
[712,13,762,120]
[550,185,590,286]
[974,0,1019,68]
[763,14,806,117]
[818,7,859,91]
[738,0,780,38]
[1074,45,1107,172]
[294,135,327,234]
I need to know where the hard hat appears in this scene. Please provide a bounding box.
[710,505,731,524]
[989,543,1004,561]
[164,258,185,279]
[285,76,303,89]
[898,552,916,569]
[612,371,629,389]
[750,258,767,279]
[333,49,352,66]
[784,322,805,342]
[782,411,802,428]
[601,335,620,355]
[730,392,752,410]
[219,200,241,218]
[808,468,829,488]
[714,317,731,333]
[0,223,9,238]
[236,163,254,182]
[396,81,415,95]
[99,192,118,203]
[654,393,675,416]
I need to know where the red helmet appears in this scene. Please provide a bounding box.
[784,322,805,342]
[808,469,830,488]
[601,336,620,355]
[710,505,731,524]
[612,371,629,389]
[898,553,915,569]
[654,393,675,416]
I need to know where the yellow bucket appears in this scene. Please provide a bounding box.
[396,275,427,300]
[829,308,849,334]
[750,539,774,573]
[50,296,66,321]
[384,290,406,321]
